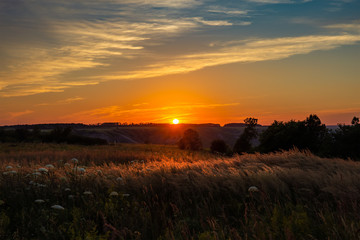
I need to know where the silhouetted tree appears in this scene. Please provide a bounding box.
[259,114,328,154]
[210,139,229,154]
[233,118,258,154]
[178,129,202,151]
[352,116,359,125]
[304,114,327,153]
[331,116,360,159]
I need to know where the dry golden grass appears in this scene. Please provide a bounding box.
[0,143,359,239]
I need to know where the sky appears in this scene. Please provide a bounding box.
[0,0,360,126]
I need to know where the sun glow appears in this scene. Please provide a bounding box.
[172,119,179,124]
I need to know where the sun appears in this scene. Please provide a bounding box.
[172,119,179,124]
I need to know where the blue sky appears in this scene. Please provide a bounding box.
[0,0,359,125]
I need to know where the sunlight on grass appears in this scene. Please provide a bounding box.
[0,143,359,239]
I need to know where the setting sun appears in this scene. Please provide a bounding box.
[172,119,179,124]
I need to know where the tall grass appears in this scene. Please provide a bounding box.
[0,143,360,239]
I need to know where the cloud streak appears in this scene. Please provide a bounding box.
[100,33,360,81]
[0,0,359,98]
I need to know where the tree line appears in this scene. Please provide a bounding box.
[178,115,360,160]
[0,127,107,145]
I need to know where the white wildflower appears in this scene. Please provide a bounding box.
[33,172,41,176]
[37,183,47,188]
[73,167,85,173]
[2,172,8,175]
[8,170,17,174]
[64,163,71,167]
[83,191,92,195]
[35,199,45,203]
[71,158,79,164]
[45,164,55,169]
[64,188,71,192]
[109,191,119,197]
[51,205,65,210]
[248,186,259,192]
[38,168,48,173]
[5,166,13,170]
[116,177,123,181]
[122,193,130,197]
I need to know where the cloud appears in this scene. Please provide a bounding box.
[99,33,360,81]
[193,17,233,26]
[1,0,359,98]
[9,110,34,118]
[67,102,240,121]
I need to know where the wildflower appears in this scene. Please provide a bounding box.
[71,158,79,164]
[8,170,17,174]
[64,188,71,192]
[35,199,45,203]
[122,193,130,197]
[37,183,47,188]
[51,205,65,210]
[97,170,102,174]
[73,167,86,173]
[83,191,92,195]
[64,163,71,167]
[38,168,48,173]
[59,177,67,181]
[109,191,119,197]
[248,186,259,192]
[2,172,8,175]
[33,172,41,176]
[5,166,13,170]
[17,165,21,168]
[45,164,55,169]
[116,177,123,182]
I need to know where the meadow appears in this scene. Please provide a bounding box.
[0,143,360,239]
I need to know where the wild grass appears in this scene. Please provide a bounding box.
[0,143,360,239]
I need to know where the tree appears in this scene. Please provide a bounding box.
[351,116,359,125]
[259,114,328,154]
[210,139,229,154]
[233,118,258,154]
[178,129,202,151]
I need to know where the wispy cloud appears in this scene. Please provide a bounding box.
[9,110,34,118]
[67,103,240,122]
[0,0,359,99]
[100,33,360,81]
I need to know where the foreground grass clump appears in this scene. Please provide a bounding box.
[0,143,360,239]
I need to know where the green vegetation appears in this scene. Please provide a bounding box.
[0,143,360,239]
[0,127,107,145]
[258,115,360,160]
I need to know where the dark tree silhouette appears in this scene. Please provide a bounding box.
[233,118,258,154]
[259,114,328,154]
[178,129,202,151]
[210,139,229,154]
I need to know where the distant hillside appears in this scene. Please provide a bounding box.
[73,125,266,148]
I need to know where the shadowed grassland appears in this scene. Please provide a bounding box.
[0,143,359,239]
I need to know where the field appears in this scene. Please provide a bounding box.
[0,143,360,239]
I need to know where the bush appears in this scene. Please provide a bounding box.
[233,118,258,154]
[178,129,202,151]
[210,139,229,154]
[259,114,328,154]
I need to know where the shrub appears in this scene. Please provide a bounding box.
[233,118,258,154]
[210,139,229,154]
[178,129,202,151]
